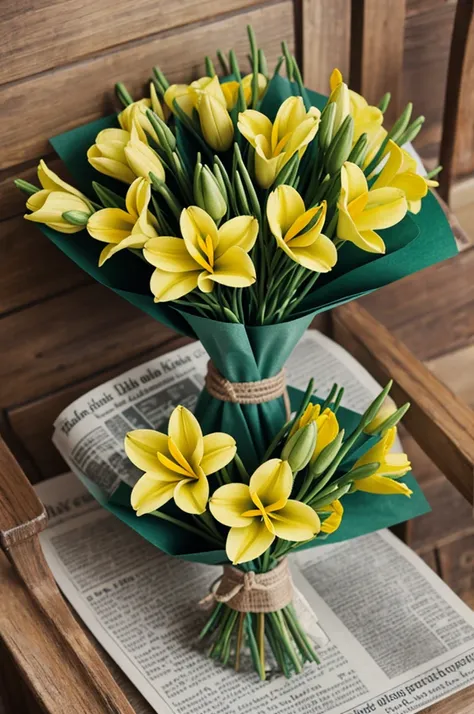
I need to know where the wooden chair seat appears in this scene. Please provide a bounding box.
[1,0,473,712]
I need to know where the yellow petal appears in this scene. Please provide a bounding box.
[391,172,428,202]
[124,429,169,472]
[337,202,386,254]
[144,236,198,272]
[87,145,136,184]
[319,500,343,534]
[221,80,240,110]
[37,159,89,201]
[131,473,178,516]
[124,133,165,181]
[168,405,203,467]
[226,520,275,565]
[197,93,234,152]
[254,141,283,188]
[313,409,339,460]
[180,205,218,262]
[100,234,149,264]
[364,396,397,434]
[211,246,256,288]
[150,82,165,120]
[330,68,343,92]
[355,188,407,231]
[209,483,254,527]
[87,208,135,244]
[267,184,305,239]
[173,475,209,514]
[149,268,200,302]
[216,216,259,256]
[201,433,236,475]
[237,109,273,147]
[355,475,413,496]
[341,162,368,208]
[381,452,411,477]
[249,459,292,507]
[372,141,404,189]
[26,189,49,211]
[126,177,151,217]
[292,234,338,273]
[270,499,320,541]
[164,84,195,116]
[274,96,307,139]
[285,114,320,158]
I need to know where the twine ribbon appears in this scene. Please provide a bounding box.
[205,361,291,419]
[199,558,293,613]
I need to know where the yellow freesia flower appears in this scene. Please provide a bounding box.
[267,186,337,273]
[238,97,320,188]
[221,73,268,110]
[165,75,234,151]
[87,178,158,265]
[364,395,397,435]
[124,125,166,181]
[330,69,386,167]
[319,499,343,534]
[24,160,93,234]
[87,128,137,184]
[118,86,165,145]
[352,427,412,496]
[126,405,236,516]
[337,161,407,253]
[290,403,339,462]
[144,206,258,302]
[371,140,438,214]
[210,459,321,564]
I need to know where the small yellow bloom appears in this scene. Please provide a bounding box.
[24,160,93,234]
[337,161,407,253]
[238,97,320,188]
[126,405,236,516]
[328,69,350,133]
[267,186,337,273]
[319,499,344,534]
[118,87,165,145]
[371,141,438,214]
[352,427,412,496]
[364,395,397,435]
[124,125,165,181]
[290,403,339,462]
[221,73,268,110]
[210,459,321,564]
[87,178,158,265]
[87,128,137,184]
[144,206,258,302]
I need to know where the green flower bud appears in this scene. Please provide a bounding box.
[310,428,345,476]
[194,163,227,221]
[319,102,336,151]
[281,422,316,473]
[325,115,354,175]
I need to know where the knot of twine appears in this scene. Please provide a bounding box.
[199,558,293,613]
[205,361,291,419]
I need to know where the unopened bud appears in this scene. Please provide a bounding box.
[325,115,354,175]
[281,422,316,473]
[311,428,345,476]
[194,163,227,220]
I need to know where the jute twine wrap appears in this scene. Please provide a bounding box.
[199,558,293,613]
[205,361,291,418]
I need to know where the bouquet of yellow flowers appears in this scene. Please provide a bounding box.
[16,27,455,677]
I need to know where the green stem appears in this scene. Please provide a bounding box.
[149,510,217,546]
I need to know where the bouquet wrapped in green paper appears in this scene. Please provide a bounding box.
[16,27,456,678]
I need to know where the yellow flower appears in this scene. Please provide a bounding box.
[328,68,350,133]
[319,499,343,534]
[267,186,337,273]
[238,97,320,188]
[290,403,339,462]
[87,128,137,184]
[126,405,236,516]
[352,427,412,496]
[221,73,268,110]
[210,459,321,564]
[364,395,397,435]
[371,140,438,214]
[87,178,158,265]
[118,86,166,145]
[337,161,407,253]
[144,206,258,302]
[124,125,165,181]
[24,160,93,234]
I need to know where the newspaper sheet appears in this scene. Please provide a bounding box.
[45,330,474,713]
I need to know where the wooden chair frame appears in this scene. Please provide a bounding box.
[1,1,473,712]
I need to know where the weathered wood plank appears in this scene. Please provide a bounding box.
[0,2,294,170]
[0,283,176,407]
[0,216,90,315]
[7,335,190,481]
[0,0,263,85]
[302,0,351,93]
[427,344,474,409]
[438,533,474,610]
[350,0,406,123]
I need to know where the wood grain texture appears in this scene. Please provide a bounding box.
[302,0,351,92]
[350,0,406,123]
[333,302,474,504]
[422,688,474,714]
[0,2,294,170]
[428,345,474,408]
[438,0,474,199]
[0,0,262,85]
[0,216,90,315]
[0,283,175,407]
[0,437,47,550]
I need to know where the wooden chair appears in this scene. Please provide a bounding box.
[1,1,473,712]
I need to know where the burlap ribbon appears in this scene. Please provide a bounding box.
[199,558,293,613]
[205,361,291,419]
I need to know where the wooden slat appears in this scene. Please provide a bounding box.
[0,283,176,407]
[427,345,474,409]
[0,216,90,315]
[350,0,406,124]
[438,0,474,199]
[0,2,294,171]
[302,0,351,92]
[7,335,190,481]
[0,0,262,85]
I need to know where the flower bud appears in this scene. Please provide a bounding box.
[87,128,136,184]
[194,164,227,220]
[124,126,165,181]
[281,422,317,472]
[25,191,93,234]
[310,429,345,476]
[196,93,234,152]
[325,115,354,175]
[327,80,350,134]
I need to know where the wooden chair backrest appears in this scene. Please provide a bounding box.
[0,0,472,486]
